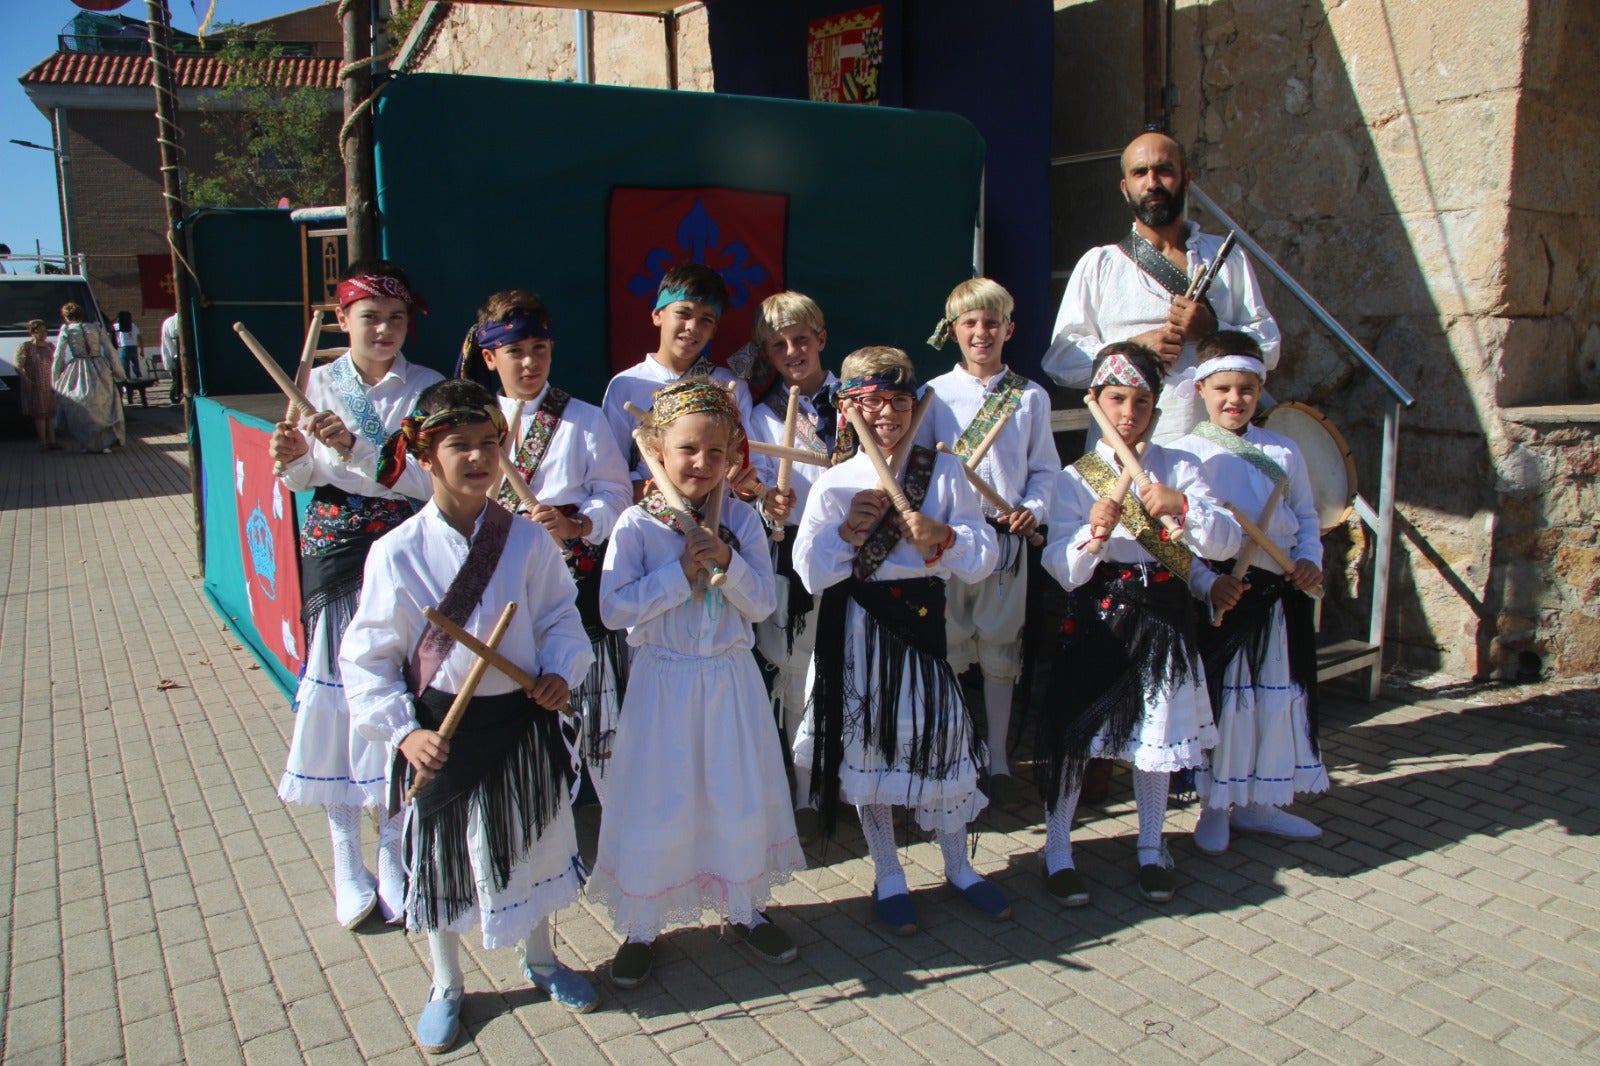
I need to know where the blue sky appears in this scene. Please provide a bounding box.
[2,1,317,265]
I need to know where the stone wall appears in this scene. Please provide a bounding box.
[1146,0,1597,680]
[403,2,712,90]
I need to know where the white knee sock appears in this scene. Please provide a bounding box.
[858,804,906,897]
[1133,769,1169,863]
[328,805,364,884]
[983,679,1014,776]
[938,828,982,889]
[428,930,464,993]
[521,917,556,972]
[377,811,405,878]
[1044,783,1080,874]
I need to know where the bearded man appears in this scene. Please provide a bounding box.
[1043,130,1280,444]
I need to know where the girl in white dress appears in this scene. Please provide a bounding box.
[1177,332,1328,854]
[589,379,803,988]
[1039,342,1240,906]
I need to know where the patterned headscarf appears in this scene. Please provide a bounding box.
[1090,349,1156,394]
[336,273,423,310]
[475,310,553,350]
[837,371,918,399]
[376,402,507,489]
[651,379,740,428]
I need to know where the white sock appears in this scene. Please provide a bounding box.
[859,804,907,897]
[328,805,364,884]
[793,765,814,811]
[428,930,464,994]
[377,811,404,879]
[1133,769,1169,864]
[521,918,556,972]
[938,828,982,889]
[1044,783,1080,874]
[983,679,1014,776]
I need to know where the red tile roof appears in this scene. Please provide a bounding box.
[21,52,341,90]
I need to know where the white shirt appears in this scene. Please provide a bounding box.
[1043,222,1280,444]
[600,355,756,484]
[277,350,444,502]
[927,366,1060,524]
[1041,440,1242,591]
[497,387,632,544]
[1171,424,1323,600]
[160,315,179,368]
[746,372,838,525]
[792,450,999,594]
[341,501,594,748]
[599,496,777,655]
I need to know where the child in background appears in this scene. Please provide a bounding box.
[1037,342,1239,906]
[270,260,443,930]
[792,346,1006,935]
[341,379,597,1053]
[926,279,1060,812]
[589,380,802,988]
[461,290,632,802]
[745,291,837,842]
[1177,331,1327,853]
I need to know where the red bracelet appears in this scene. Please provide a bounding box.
[924,527,956,567]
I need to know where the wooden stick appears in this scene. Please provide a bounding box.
[963,405,1013,472]
[1224,503,1300,575]
[698,481,726,593]
[770,385,800,543]
[406,602,518,801]
[1083,394,1183,542]
[272,316,325,476]
[1213,481,1286,626]
[632,426,726,588]
[420,607,576,717]
[841,401,915,517]
[1084,440,1147,556]
[749,440,829,467]
[235,321,349,460]
[890,390,936,480]
[935,443,1044,548]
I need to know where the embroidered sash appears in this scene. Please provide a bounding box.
[1074,451,1191,582]
[640,488,740,551]
[953,371,1028,459]
[1116,229,1216,315]
[498,386,572,510]
[329,355,389,450]
[762,387,830,459]
[406,501,515,695]
[1191,421,1287,487]
[853,445,937,582]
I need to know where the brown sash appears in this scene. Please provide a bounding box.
[406,501,515,694]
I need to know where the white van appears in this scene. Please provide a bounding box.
[0,271,106,421]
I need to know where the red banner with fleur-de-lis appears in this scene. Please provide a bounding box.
[606,186,788,375]
[229,418,306,679]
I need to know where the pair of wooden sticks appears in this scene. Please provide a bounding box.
[624,399,729,591]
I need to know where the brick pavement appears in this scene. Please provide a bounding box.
[1,406,1597,1065]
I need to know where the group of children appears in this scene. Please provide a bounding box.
[266,257,1328,1054]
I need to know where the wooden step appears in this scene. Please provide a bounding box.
[1317,638,1379,682]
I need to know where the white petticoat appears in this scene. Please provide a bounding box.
[1196,603,1328,808]
[587,645,804,941]
[1087,663,1220,774]
[278,609,388,809]
[794,598,989,835]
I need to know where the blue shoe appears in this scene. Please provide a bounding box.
[873,883,918,936]
[523,959,599,1014]
[415,985,462,1054]
[950,877,1012,920]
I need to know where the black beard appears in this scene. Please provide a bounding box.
[1128,183,1186,227]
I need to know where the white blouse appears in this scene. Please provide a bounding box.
[926,366,1060,524]
[497,387,632,544]
[600,355,756,484]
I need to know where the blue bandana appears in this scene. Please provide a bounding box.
[475,311,553,350]
[654,286,725,315]
[837,372,917,399]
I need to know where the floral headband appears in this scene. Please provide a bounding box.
[1090,350,1155,394]
[651,379,739,428]
[837,372,917,400]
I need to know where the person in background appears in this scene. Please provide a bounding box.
[114,311,142,380]
[16,319,62,450]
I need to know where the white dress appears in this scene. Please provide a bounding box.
[1040,441,1240,772]
[588,497,802,940]
[275,351,443,809]
[341,502,593,945]
[1175,425,1330,807]
[927,367,1059,679]
[791,449,999,833]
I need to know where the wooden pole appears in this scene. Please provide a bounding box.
[144,0,204,569]
[340,0,377,262]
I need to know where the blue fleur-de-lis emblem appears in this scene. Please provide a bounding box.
[627,197,770,309]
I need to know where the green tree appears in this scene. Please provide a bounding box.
[188,24,342,209]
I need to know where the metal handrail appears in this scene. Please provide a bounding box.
[1188,182,1414,407]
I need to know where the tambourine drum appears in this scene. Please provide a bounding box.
[1262,402,1356,531]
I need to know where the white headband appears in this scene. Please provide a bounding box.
[1194,355,1267,385]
